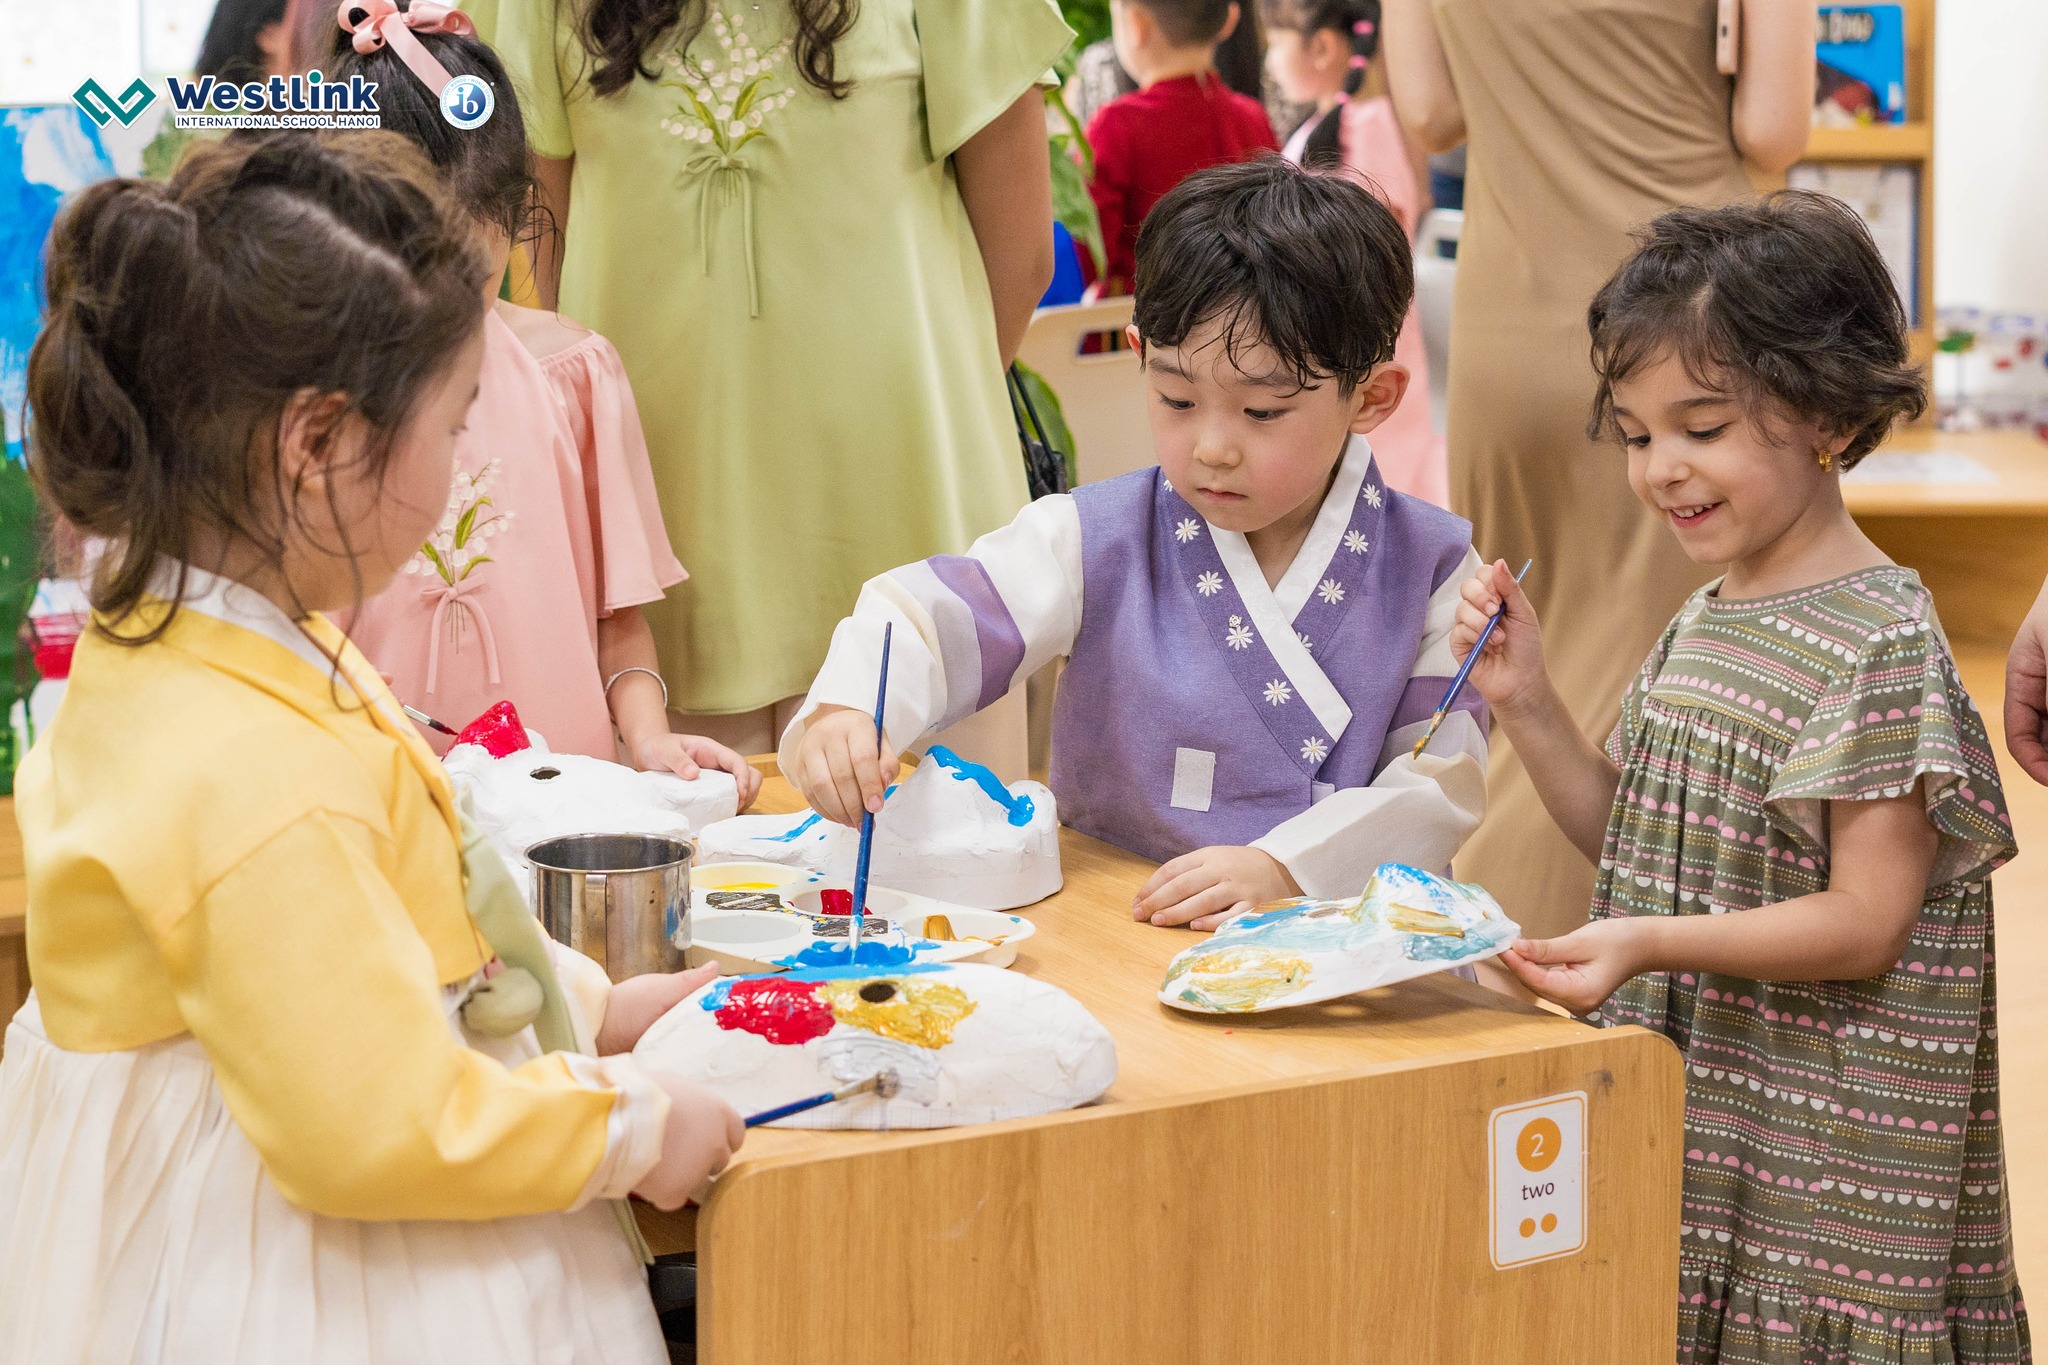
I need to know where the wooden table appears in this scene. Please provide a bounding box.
[641,773,1683,1364]
[1845,428,2048,649]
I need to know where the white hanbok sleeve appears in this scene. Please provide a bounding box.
[779,495,1085,768]
[1250,549,1490,899]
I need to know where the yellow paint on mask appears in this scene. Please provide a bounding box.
[817,977,977,1050]
[1163,946,1313,1012]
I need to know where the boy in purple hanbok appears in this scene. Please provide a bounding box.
[786,159,1485,929]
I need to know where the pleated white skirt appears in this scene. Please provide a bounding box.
[0,995,666,1365]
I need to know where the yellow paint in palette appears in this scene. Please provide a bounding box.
[715,881,781,892]
[816,977,977,1049]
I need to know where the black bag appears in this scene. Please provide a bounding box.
[1007,364,1069,500]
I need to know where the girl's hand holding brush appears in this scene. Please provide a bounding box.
[1448,558,1552,718]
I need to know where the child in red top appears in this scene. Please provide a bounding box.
[1086,0,1278,293]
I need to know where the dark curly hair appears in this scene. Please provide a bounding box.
[576,0,858,100]
[1587,190,1926,470]
[25,131,489,642]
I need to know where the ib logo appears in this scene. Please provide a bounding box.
[440,75,494,130]
[73,78,158,128]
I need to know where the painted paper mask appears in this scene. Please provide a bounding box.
[1160,864,1519,1013]
[635,962,1116,1128]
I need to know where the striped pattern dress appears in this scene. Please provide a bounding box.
[1591,568,2029,1364]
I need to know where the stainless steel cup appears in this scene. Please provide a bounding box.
[527,833,693,981]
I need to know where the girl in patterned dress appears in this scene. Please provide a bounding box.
[1451,192,2029,1364]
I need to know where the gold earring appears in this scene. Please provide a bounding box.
[1816,447,1834,472]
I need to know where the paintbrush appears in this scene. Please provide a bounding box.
[402,703,460,737]
[848,622,893,955]
[743,1068,901,1128]
[1412,558,1533,759]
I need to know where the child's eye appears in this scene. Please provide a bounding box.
[1244,408,1286,422]
[1622,433,1651,449]
[1686,424,1731,441]
[1157,395,1194,412]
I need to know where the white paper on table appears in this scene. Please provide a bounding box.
[1844,450,1998,486]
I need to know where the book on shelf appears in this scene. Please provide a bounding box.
[1786,162,1920,327]
[1815,4,1907,127]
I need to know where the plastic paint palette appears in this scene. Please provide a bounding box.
[692,860,820,894]
[686,885,1035,974]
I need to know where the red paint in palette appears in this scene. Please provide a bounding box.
[820,889,853,916]
[712,977,834,1044]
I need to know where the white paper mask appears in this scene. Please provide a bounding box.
[1159,864,1520,1014]
[445,729,738,881]
[695,746,1061,910]
[634,962,1116,1129]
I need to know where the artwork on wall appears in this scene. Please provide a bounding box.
[2,107,117,463]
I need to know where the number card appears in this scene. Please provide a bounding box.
[1488,1091,1587,1269]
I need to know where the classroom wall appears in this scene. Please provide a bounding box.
[1934,1,2048,313]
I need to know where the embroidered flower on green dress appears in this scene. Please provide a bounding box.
[658,7,795,154]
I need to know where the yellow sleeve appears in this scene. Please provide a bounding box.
[914,0,1074,161]
[491,0,575,160]
[158,809,618,1220]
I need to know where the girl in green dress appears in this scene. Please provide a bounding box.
[481,0,1073,746]
[1452,193,2029,1363]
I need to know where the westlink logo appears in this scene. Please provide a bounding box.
[166,71,382,129]
[73,78,157,128]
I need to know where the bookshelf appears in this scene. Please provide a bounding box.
[1792,0,1937,368]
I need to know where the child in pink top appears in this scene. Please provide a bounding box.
[1264,0,1447,507]
[332,5,758,801]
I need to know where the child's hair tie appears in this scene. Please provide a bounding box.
[1348,55,1369,68]
[1353,19,1376,35]
[337,0,474,97]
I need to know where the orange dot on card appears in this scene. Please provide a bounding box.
[1518,1218,1535,1238]
[1516,1117,1562,1172]
[1541,1213,1558,1233]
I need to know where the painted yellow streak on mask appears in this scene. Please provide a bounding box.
[818,978,977,1049]
[1381,903,1466,938]
[1163,947,1313,1011]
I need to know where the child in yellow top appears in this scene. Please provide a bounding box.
[0,131,737,1365]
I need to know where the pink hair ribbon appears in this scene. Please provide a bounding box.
[337,1,475,97]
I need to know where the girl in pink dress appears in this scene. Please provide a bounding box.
[332,4,759,801]
[1263,0,1447,507]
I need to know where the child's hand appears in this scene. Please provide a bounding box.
[1133,846,1300,931]
[631,732,763,808]
[631,1073,745,1210]
[1449,558,1550,717]
[792,705,899,827]
[1497,919,1649,1016]
[596,962,721,1056]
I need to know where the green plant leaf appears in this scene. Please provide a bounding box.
[1048,136,1104,278]
[453,505,479,549]
[458,556,495,581]
[1013,362,1079,490]
[1056,0,1109,52]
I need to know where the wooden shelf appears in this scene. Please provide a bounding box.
[1803,123,1934,162]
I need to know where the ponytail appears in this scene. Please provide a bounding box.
[25,130,489,642]
[1295,0,1380,170]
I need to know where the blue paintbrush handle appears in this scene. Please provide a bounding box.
[850,623,893,940]
[743,1090,838,1128]
[1416,559,1531,755]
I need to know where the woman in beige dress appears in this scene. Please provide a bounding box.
[1383,0,1812,940]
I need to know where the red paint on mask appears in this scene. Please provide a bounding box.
[454,700,531,757]
[712,977,835,1045]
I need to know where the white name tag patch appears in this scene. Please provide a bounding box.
[1170,747,1215,812]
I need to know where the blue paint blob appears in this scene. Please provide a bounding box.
[926,745,1034,827]
[698,978,736,1012]
[761,810,824,843]
[773,939,928,970]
